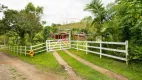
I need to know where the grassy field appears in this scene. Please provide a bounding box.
[68,49,142,80]
[57,50,114,80]
[0,49,67,77]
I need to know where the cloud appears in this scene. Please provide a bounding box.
[0,0,114,25]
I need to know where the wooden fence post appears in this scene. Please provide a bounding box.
[20,46,22,55]
[11,46,12,52]
[125,40,129,65]
[69,30,71,48]
[30,46,32,50]
[9,45,10,51]
[49,41,50,51]
[46,40,48,52]
[14,46,15,53]
[77,40,79,51]
[100,41,102,58]
[25,46,26,56]
[17,46,18,54]
[85,41,87,54]
[60,40,62,50]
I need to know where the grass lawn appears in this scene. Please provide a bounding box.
[0,49,67,77]
[68,49,142,80]
[57,50,114,80]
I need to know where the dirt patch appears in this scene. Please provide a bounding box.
[64,50,128,80]
[53,51,82,80]
[0,52,67,80]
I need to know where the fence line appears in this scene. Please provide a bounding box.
[71,40,128,64]
[1,40,129,64]
[1,43,46,56]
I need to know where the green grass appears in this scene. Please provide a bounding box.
[68,49,142,80]
[57,50,114,80]
[0,49,67,76]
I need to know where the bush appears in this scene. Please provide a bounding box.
[129,45,142,60]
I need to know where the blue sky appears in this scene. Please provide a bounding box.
[0,0,115,25]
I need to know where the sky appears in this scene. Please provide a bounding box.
[0,0,115,25]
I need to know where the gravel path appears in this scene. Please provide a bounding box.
[0,52,67,80]
[64,50,128,80]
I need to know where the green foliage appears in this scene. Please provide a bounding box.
[50,23,58,33]
[85,0,106,37]
[43,26,50,40]
[85,0,142,60]
[1,3,43,45]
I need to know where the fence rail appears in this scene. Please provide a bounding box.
[71,40,128,64]
[0,45,6,49]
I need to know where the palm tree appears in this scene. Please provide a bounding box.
[84,0,106,40]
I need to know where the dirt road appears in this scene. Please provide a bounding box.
[0,52,66,80]
[53,51,81,80]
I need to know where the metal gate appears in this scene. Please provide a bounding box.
[46,39,71,51]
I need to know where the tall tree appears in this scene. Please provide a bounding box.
[84,0,106,40]
[24,3,43,45]
[0,4,8,45]
[2,3,43,45]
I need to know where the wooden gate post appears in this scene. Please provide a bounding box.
[125,40,129,65]
[46,40,49,52]
[86,41,88,54]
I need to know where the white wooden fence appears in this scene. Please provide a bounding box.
[71,40,128,64]
[31,43,46,54]
[8,46,29,56]
[0,45,6,49]
[1,40,129,64]
[6,43,46,56]
[46,39,71,51]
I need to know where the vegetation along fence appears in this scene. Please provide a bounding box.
[71,40,128,64]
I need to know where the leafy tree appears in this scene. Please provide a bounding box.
[2,3,43,45]
[24,3,43,45]
[0,4,8,45]
[50,23,58,33]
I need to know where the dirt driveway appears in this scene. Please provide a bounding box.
[0,52,66,80]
